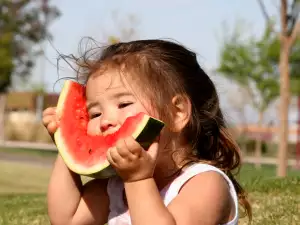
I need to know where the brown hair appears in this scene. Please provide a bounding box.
[62,38,252,220]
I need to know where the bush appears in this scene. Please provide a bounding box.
[236,134,298,158]
[237,136,268,154]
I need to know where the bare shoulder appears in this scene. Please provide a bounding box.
[167,171,235,225]
[179,170,231,196]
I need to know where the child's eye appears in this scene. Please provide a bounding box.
[90,113,101,119]
[118,102,133,109]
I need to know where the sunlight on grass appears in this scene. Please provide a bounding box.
[0,147,57,158]
[0,161,52,194]
[0,194,49,225]
[0,160,92,225]
[238,164,300,225]
[0,160,91,194]
[0,156,299,224]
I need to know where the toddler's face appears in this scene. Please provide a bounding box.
[85,70,157,137]
[85,68,187,170]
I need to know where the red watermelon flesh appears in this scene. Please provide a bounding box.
[54,80,164,178]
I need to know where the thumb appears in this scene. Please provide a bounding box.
[147,142,159,161]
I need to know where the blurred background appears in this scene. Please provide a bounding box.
[0,0,299,224]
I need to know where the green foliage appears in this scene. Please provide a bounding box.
[263,32,300,95]
[0,0,60,92]
[108,36,120,44]
[217,23,281,113]
[289,40,300,95]
[0,33,13,90]
[218,20,300,107]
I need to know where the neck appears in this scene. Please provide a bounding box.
[153,161,179,191]
[153,132,194,190]
[153,148,192,190]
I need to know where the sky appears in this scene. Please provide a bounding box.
[26,0,298,125]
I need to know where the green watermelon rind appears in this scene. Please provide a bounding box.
[54,80,164,178]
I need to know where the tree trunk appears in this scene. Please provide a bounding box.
[36,94,44,120]
[241,132,247,158]
[296,95,300,169]
[277,41,290,177]
[255,111,264,169]
[0,93,7,143]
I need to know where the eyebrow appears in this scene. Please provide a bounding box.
[112,91,133,99]
[86,101,99,111]
[86,91,133,111]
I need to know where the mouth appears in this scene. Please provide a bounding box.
[102,127,120,137]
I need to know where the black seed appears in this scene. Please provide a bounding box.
[89,149,92,154]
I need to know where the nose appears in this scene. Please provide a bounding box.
[99,114,117,134]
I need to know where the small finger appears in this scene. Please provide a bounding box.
[109,146,124,163]
[43,107,56,117]
[42,115,54,126]
[106,148,117,166]
[117,140,139,161]
[115,139,129,158]
[147,142,159,161]
[47,121,58,133]
[124,136,142,156]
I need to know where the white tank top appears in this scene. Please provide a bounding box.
[107,163,239,225]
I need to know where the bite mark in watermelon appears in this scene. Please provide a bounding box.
[54,80,164,178]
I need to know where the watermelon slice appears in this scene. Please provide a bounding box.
[54,80,164,178]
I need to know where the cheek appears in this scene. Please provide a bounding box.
[118,110,137,125]
[141,101,159,118]
[118,103,154,123]
[87,119,99,136]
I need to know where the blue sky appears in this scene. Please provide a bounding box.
[27,0,298,124]
[31,0,278,91]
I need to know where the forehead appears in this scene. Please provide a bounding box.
[86,69,136,98]
[87,69,122,88]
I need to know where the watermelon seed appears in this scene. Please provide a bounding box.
[89,149,92,154]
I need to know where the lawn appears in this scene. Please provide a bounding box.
[0,148,299,225]
[237,165,300,225]
[0,146,57,159]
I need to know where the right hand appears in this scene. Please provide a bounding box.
[42,107,59,140]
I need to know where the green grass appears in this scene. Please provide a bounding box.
[0,160,52,225]
[0,147,57,159]
[0,194,49,225]
[0,161,52,193]
[237,164,300,225]
[0,149,299,225]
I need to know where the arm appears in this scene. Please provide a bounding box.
[47,155,109,225]
[125,171,234,225]
[124,178,175,225]
[106,137,234,225]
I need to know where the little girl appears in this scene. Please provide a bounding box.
[43,39,251,225]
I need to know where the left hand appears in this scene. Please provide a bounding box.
[106,136,159,182]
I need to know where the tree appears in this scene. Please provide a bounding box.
[226,85,253,156]
[257,0,300,177]
[217,23,280,168]
[100,10,140,44]
[261,18,300,169]
[0,0,60,141]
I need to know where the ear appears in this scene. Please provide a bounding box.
[170,94,191,132]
